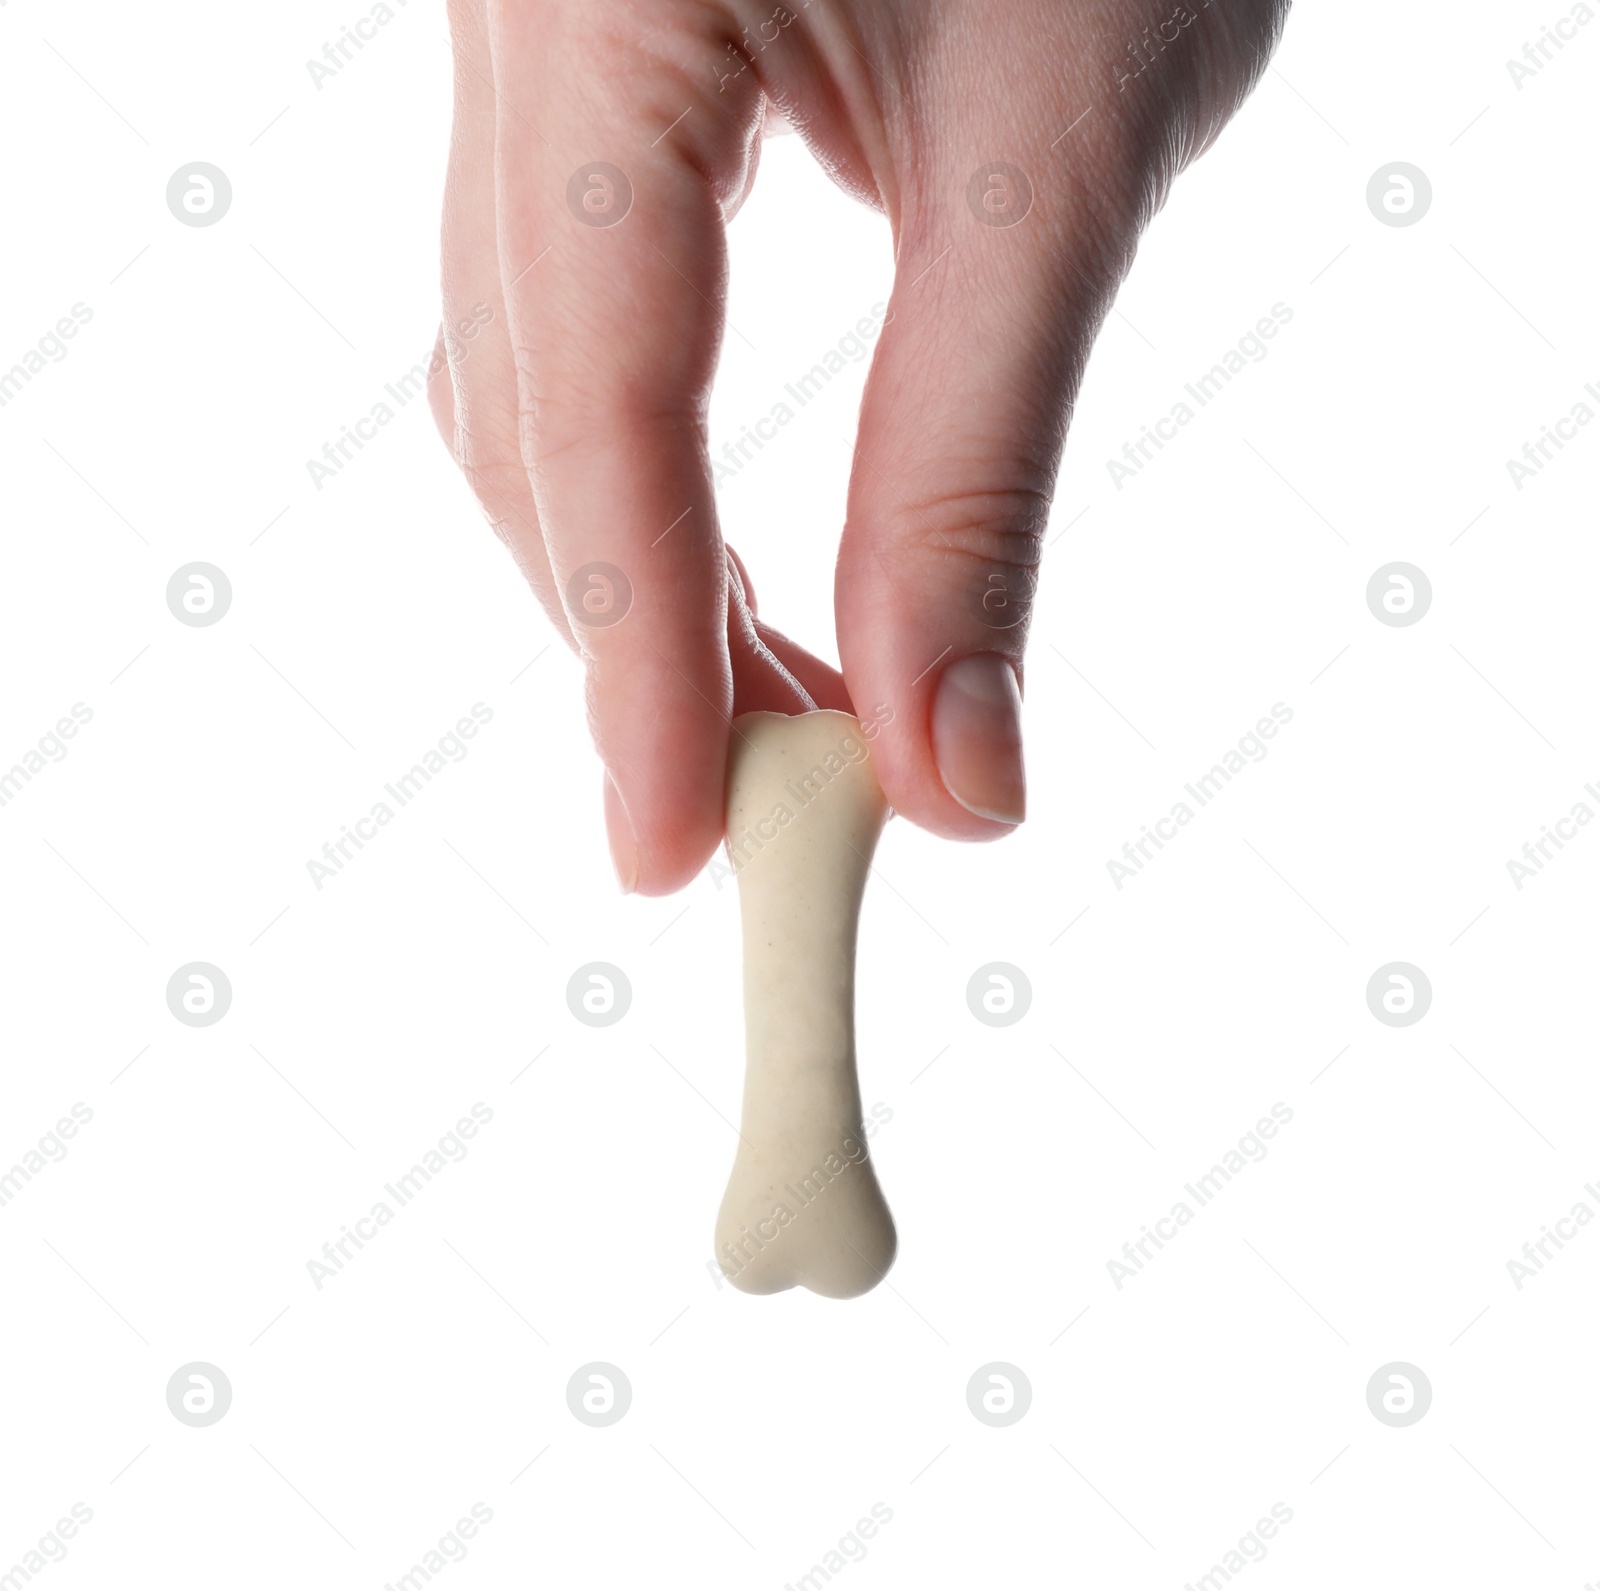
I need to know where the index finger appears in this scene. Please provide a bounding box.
[488,7,764,894]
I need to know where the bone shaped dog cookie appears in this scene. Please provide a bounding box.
[713,710,896,1298]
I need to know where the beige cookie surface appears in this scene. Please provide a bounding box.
[713,710,896,1298]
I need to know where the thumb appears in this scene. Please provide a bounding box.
[835,149,1142,838]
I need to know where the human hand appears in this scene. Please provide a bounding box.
[429,0,1288,894]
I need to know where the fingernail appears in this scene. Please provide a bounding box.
[931,653,1025,825]
[603,772,638,894]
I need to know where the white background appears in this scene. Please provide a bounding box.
[3,1,1598,1587]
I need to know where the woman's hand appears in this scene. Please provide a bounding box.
[429,0,1288,893]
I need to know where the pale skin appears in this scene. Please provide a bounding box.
[428,0,1290,892]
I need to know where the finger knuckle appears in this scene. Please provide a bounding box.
[898,478,1051,572]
